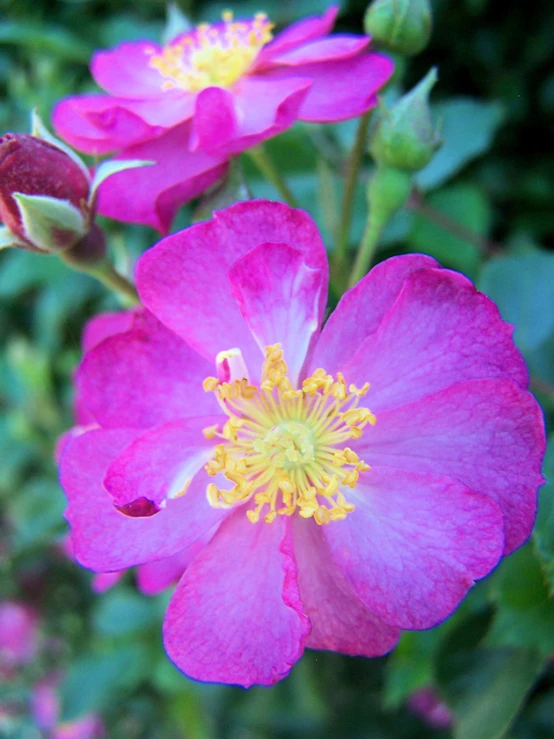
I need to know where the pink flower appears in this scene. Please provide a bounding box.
[407,687,453,730]
[59,200,545,687]
[0,601,39,674]
[32,676,104,739]
[53,7,393,232]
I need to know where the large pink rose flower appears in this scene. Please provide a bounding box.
[53,7,393,232]
[59,200,545,687]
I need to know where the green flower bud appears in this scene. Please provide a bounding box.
[364,0,432,56]
[370,67,440,172]
[367,166,412,228]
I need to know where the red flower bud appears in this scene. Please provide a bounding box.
[0,133,91,251]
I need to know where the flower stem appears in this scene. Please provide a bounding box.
[246,145,298,207]
[89,262,140,305]
[335,111,373,268]
[348,218,382,289]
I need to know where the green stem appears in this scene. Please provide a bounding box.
[335,111,373,267]
[348,218,383,289]
[246,145,298,207]
[89,262,140,305]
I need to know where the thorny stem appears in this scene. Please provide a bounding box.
[246,145,298,207]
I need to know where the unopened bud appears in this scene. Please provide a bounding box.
[370,68,440,172]
[0,133,91,253]
[364,0,432,56]
[0,114,151,260]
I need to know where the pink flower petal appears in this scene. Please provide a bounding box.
[190,86,238,152]
[359,379,546,555]
[60,428,226,572]
[0,602,39,668]
[91,41,166,98]
[228,242,325,385]
[77,310,218,429]
[311,254,438,374]
[136,537,208,595]
[198,74,311,156]
[91,571,125,593]
[136,200,328,379]
[342,267,529,412]
[295,53,394,122]
[163,512,310,686]
[264,35,369,67]
[293,518,400,656]
[96,123,228,233]
[104,417,223,509]
[257,6,339,63]
[323,467,504,630]
[53,95,162,155]
[81,310,136,353]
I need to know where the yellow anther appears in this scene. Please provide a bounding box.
[203,376,219,392]
[202,344,374,525]
[203,424,220,439]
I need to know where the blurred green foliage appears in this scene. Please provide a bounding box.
[0,0,553,737]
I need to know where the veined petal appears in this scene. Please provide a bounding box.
[296,53,394,122]
[104,416,224,509]
[228,242,324,386]
[136,535,211,595]
[60,428,227,572]
[91,41,167,98]
[323,467,504,630]
[264,35,370,67]
[199,74,311,156]
[311,254,438,374]
[96,123,228,233]
[77,309,218,429]
[257,6,339,64]
[53,95,163,155]
[163,512,310,686]
[359,379,546,555]
[136,200,328,381]
[342,267,529,413]
[293,517,400,656]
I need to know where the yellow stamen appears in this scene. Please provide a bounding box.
[201,344,375,525]
[148,11,274,92]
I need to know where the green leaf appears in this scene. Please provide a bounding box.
[89,159,154,202]
[383,631,437,709]
[92,588,161,637]
[416,98,505,190]
[478,248,554,353]
[13,193,86,252]
[407,183,490,278]
[59,644,150,721]
[0,225,23,250]
[436,613,544,739]
[0,22,92,62]
[534,434,554,594]
[487,544,554,655]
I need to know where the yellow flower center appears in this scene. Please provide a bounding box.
[202,344,375,525]
[147,11,273,92]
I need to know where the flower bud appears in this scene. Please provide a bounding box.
[370,68,440,172]
[364,0,432,56]
[0,133,91,253]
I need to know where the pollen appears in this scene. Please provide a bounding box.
[202,344,375,525]
[148,11,274,92]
